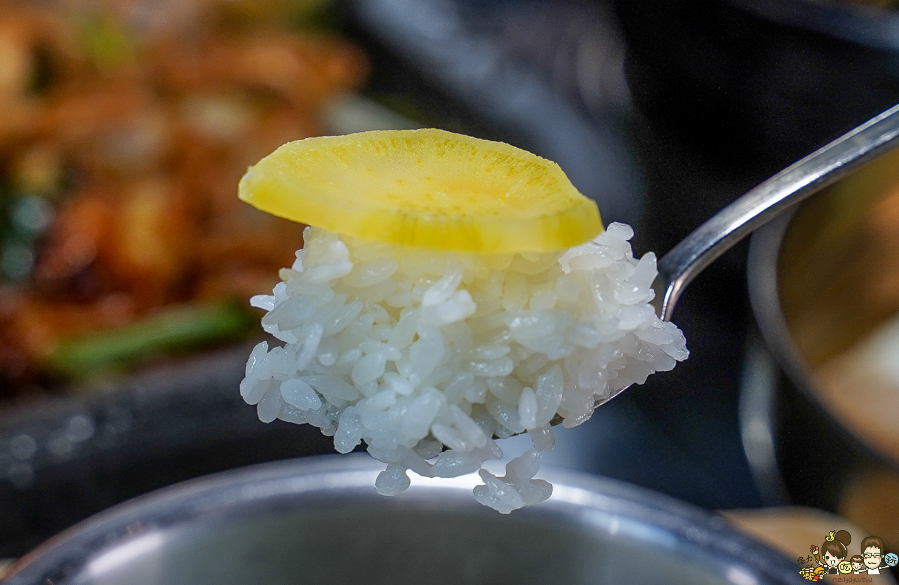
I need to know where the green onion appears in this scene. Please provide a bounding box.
[45,301,256,378]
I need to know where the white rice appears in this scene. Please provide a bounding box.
[241,223,688,512]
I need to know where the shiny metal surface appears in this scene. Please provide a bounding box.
[744,148,899,555]
[3,456,802,585]
[654,102,899,322]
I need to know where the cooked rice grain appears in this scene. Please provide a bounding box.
[241,223,688,512]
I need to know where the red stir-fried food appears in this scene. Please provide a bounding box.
[0,0,368,397]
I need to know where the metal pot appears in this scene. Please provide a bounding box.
[744,147,899,553]
[2,455,802,585]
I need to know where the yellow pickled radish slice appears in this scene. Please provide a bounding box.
[238,128,602,253]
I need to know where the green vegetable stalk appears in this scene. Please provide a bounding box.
[45,301,257,379]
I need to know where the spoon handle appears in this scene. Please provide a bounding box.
[654,102,899,322]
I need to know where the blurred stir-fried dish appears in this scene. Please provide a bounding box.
[0,0,368,398]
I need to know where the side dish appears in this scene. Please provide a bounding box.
[0,1,367,395]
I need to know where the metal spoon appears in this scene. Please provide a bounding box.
[653,102,899,322]
[588,102,899,414]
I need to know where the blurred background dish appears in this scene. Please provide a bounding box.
[0,0,379,554]
[0,0,368,395]
[744,146,899,560]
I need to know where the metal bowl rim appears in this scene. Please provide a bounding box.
[4,454,801,585]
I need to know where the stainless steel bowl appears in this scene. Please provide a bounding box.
[3,455,802,585]
[745,147,899,554]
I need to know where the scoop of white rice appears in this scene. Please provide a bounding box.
[241,223,688,512]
